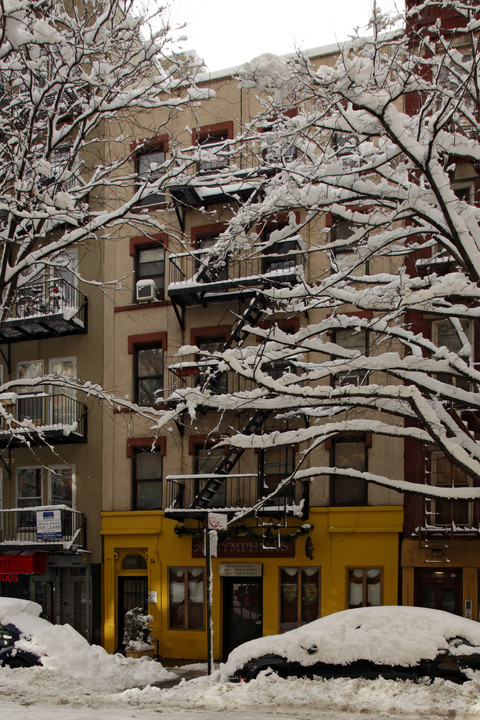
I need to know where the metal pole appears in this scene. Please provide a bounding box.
[205,518,213,675]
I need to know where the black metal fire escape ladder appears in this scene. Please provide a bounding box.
[190,291,271,509]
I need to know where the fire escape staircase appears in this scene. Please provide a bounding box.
[191,292,270,509]
[168,250,305,530]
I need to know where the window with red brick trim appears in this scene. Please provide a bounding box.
[130,234,168,303]
[191,224,228,281]
[127,437,166,511]
[193,122,233,173]
[133,135,168,207]
[128,332,167,406]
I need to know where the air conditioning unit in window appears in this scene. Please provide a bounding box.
[136,279,157,302]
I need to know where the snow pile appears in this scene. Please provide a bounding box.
[120,669,480,719]
[0,604,174,691]
[220,606,480,679]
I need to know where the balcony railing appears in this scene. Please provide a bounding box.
[168,239,303,309]
[168,140,298,210]
[0,278,87,343]
[0,506,85,548]
[167,356,301,402]
[165,473,308,516]
[0,393,87,447]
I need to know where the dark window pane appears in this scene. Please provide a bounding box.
[168,567,204,630]
[136,149,165,206]
[136,247,165,300]
[134,451,162,510]
[301,568,320,624]
[136,347,164,405]
[169,567,186,629]
[136,480,162,509]
[280,567,298,631]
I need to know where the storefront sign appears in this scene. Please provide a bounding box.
[36,510,62,541]
[192,537,295,558]
[219,563,263,577]
[0,552,46,574]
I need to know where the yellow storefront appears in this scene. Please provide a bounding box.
[101,506,403,659]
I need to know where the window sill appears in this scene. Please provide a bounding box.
[114,300,170,313]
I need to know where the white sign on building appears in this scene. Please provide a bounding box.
[36,510,62,540]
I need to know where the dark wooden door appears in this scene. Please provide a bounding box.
[415,568,462,615]
[223,577,262,658]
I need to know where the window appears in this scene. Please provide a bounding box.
[52,146,80,193]
[49,357,77,424]
[194,443,226,507]
[135,346,164,405]
[429,450,472,527]
[261,226,300,274]
[194,122,233,173]
[135,141,166,207]
[259,445,295,504]
[334,328,369,387]
[135,246,165,302]
[122,554,147,570]
[16,360,44,424]
[132,447,163,510]
[168,567,205,630]
[48,466,75,508]
[331,218,367,276]
[193,229,228,282]
[195,334,228,394]
[279,567,320,632]
[348,568,382,608]
[432,318,472,391]
[129,333,166,406]
[453,184,473,203]
[17,467,42,527]
[331,436,368,506]
[331,131,357,158]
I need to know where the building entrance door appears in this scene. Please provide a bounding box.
[415,568,462,615]
[223,577,262,658]
[117,576,148,651]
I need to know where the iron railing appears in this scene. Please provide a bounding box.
[0,393,87,440]
[12,277,87,322]
[0,506,85,547]
[167,356,301,399]
[165,473,307,512]
[168,240,303,291]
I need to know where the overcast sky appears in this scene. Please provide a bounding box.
[166,0,402,72]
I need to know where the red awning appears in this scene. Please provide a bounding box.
[0,552,47,574]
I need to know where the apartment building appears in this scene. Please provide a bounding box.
[0,240,104,642]
[101,44,404,660]
[401,0,480,621]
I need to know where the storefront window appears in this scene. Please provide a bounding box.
[280,567,320,632]
[348,568,382,608]
[168,567,205,630]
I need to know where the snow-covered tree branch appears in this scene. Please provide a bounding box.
[163,0,480,501]
[0,0,208,435]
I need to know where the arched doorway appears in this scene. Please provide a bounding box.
[117,551,148,651]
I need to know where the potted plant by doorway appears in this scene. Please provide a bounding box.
[123,607,155,658]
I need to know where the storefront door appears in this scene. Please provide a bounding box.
[117,576,148,651]
[223,577,262,658]
[415,568,462,615]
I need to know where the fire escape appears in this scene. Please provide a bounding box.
[165,214,309,531]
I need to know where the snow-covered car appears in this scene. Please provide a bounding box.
[0,597,99,670]
[0,598,45,667]
[221,606,480,684]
